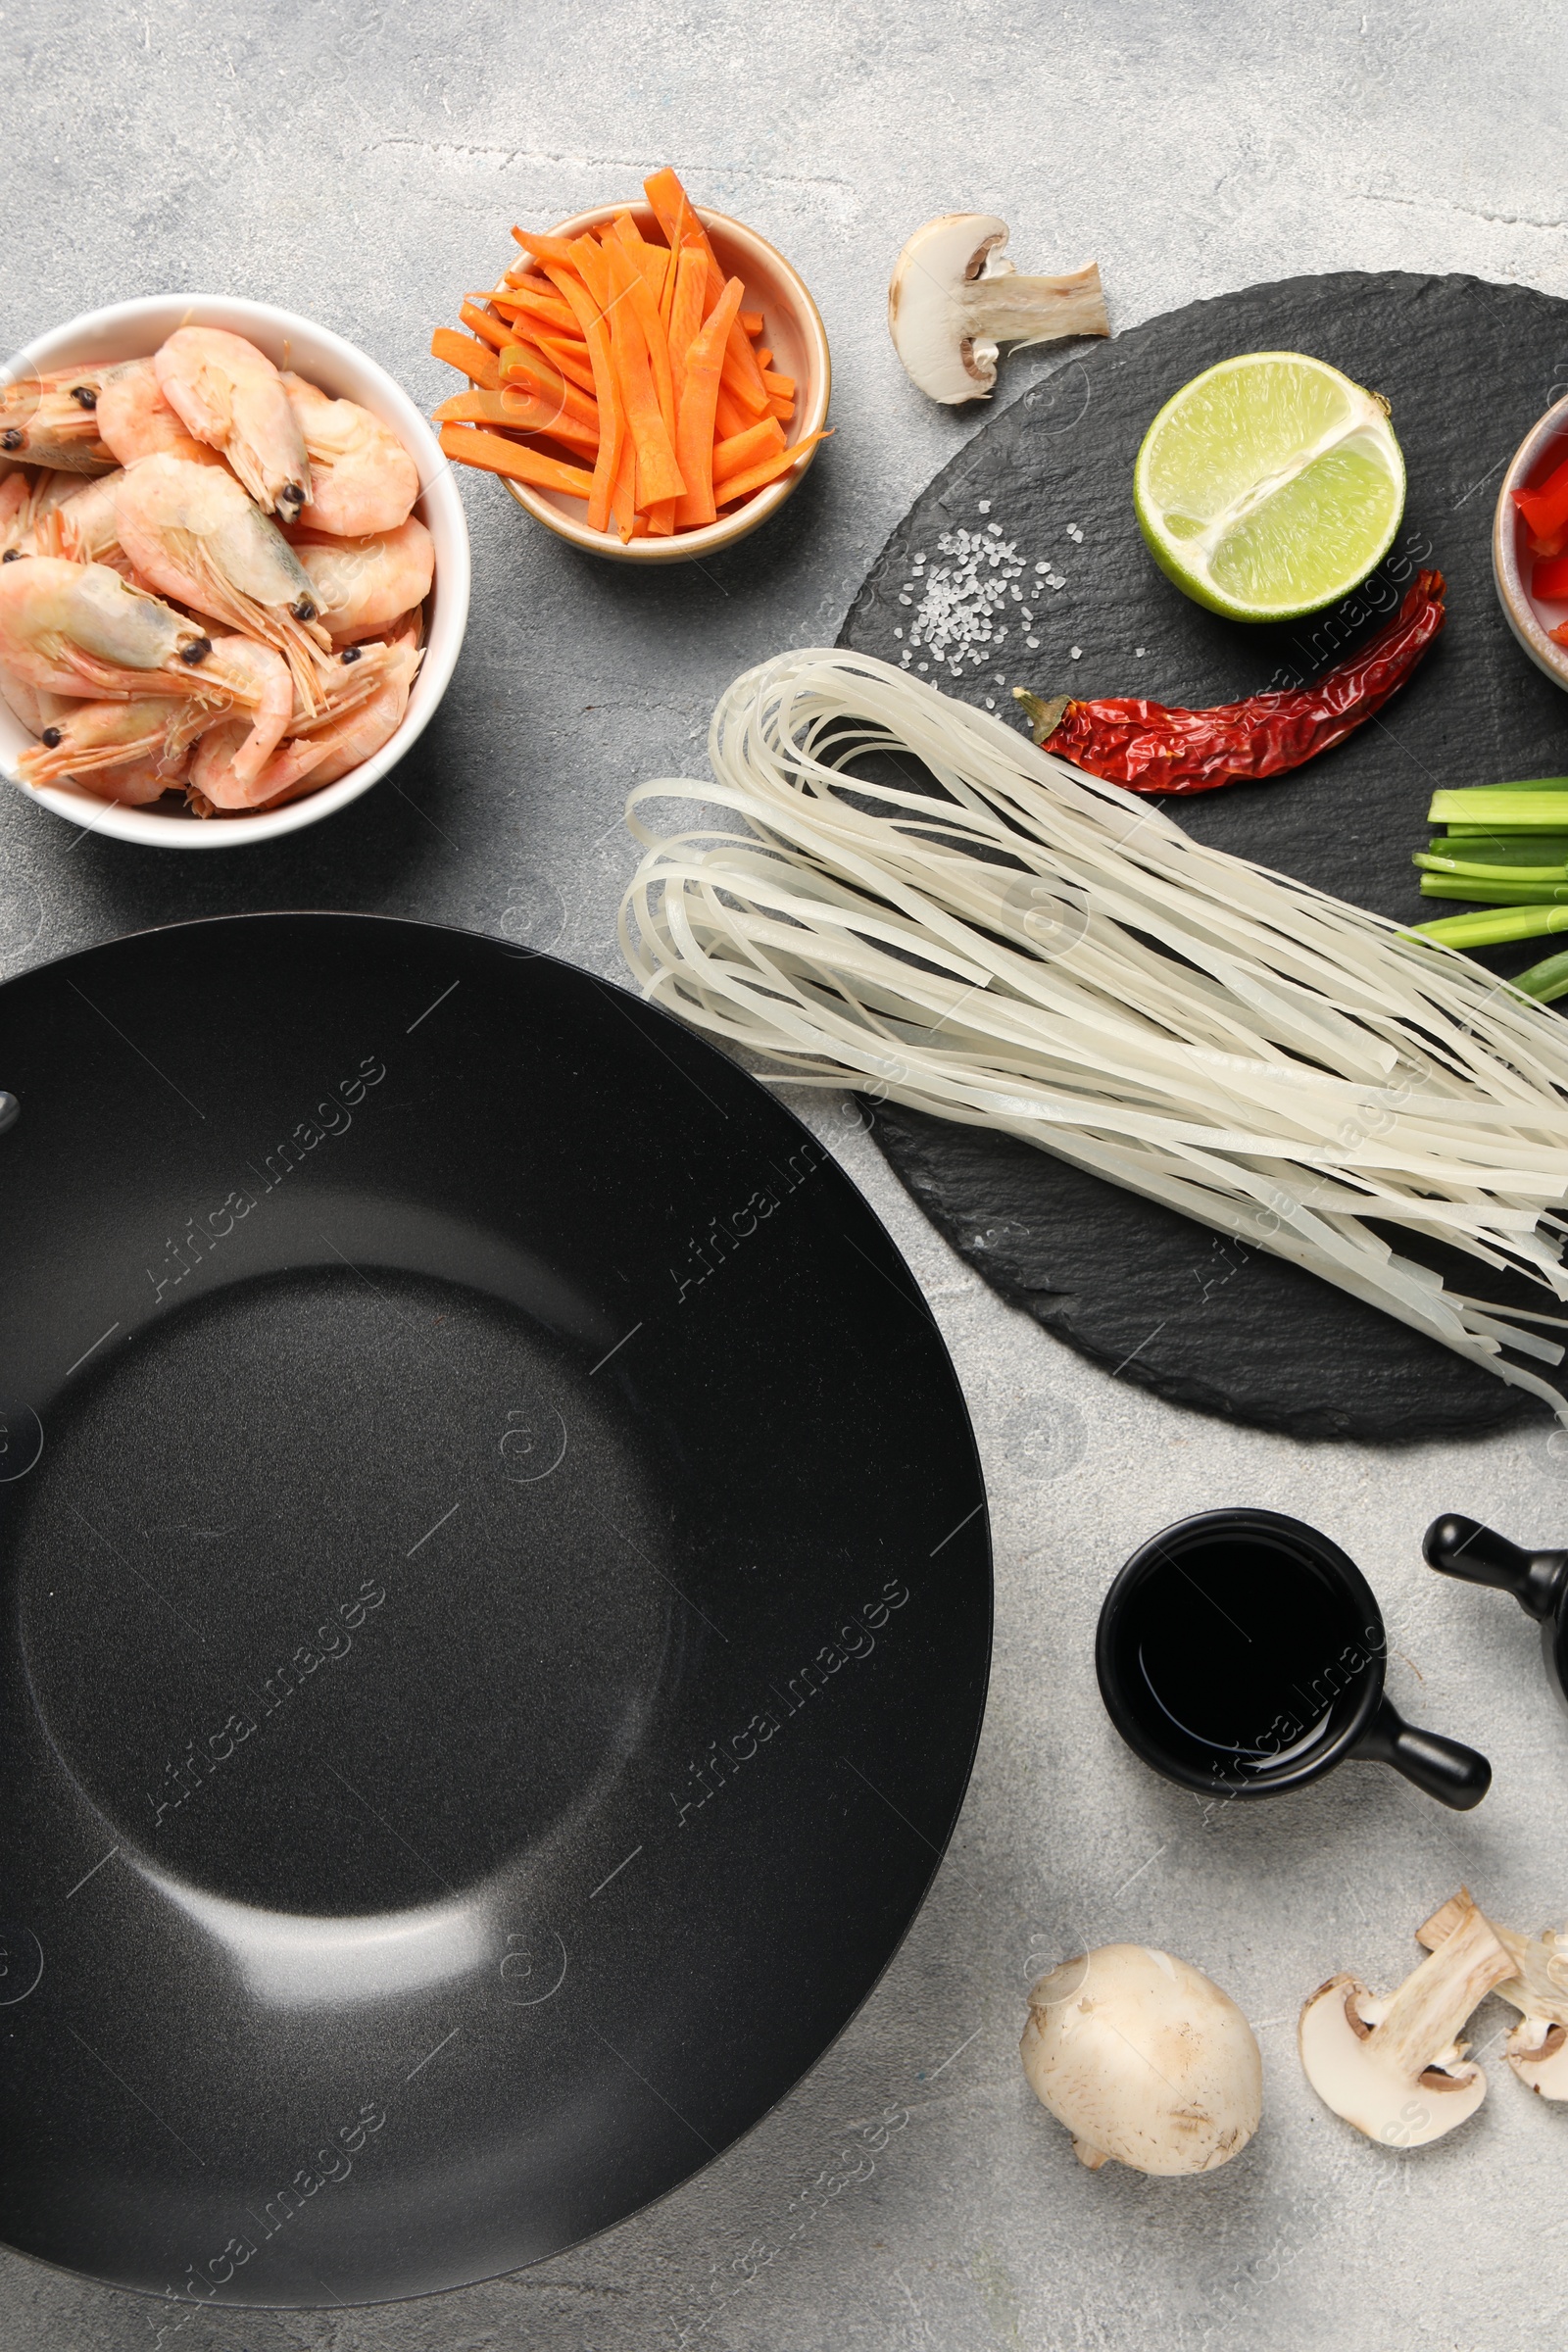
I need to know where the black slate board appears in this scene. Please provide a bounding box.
[841,271,1568,1442]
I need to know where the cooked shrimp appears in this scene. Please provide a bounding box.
[13,693,209,791]
[20,468,126,564]
[155,328,311,520]
[194,633,292,796]
[279,637,395,743]
[280,373,418,535]
[0,471,27,548]
[97,360,219,469]
[251,634,421,808]
[112,456,333,711]
[0,556,262,704]
[0,366,118,472]
[182,635,300,808]
[0,662,53,734]
[2,468,88,557]
[184,716,248,810]
[292,515,434,641]
[77,756,186,806]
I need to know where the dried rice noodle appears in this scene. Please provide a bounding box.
[620,649,1568,1424]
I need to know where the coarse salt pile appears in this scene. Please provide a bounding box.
[892,514,1067,701]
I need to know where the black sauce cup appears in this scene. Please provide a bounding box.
[1096,1508,1492,1811]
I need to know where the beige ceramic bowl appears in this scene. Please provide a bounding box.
[494,204,830,564]
[1494,391,1568,693]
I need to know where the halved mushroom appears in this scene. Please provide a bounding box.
[1417,1890,1568,2098]
[1298,1889,1514,2146]
[887,215,1109,405]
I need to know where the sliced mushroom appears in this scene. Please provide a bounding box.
[1298,1890,1514,2146]
[887,214,1109,405]
[1416,1890,1568,2098]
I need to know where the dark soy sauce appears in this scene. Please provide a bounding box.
[1122,1534,1364,1768]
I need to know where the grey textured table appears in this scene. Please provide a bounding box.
[6,5,1568,2346]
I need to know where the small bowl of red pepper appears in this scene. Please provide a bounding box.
[1494,396,1568,693]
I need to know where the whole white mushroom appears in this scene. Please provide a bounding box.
[1021,1944,1262,2174]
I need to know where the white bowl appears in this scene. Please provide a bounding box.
[1494,391,1568,696]
[0,294,470,849]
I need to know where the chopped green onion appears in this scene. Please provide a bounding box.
[1513,951,1568,1004]
[1414,904,1568,948]
[1428,791,1568,830]
[1432,834,1568,862]
[1416,851,1568,881]
[1439,824,1568,841]
[1433,776,1568,798]
[1420,876,1568,905]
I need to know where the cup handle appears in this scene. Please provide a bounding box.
[1423,1513,1568,1625]
[1350,1694,1492,1810]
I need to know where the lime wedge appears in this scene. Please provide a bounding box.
[1133,352,1405,622]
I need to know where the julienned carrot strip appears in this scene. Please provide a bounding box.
[768,398,796,422]
[667,241,709,418]
[511,227,584,272]
[674,274,745,528]
[719,334,770,418]
[610,213,668,311]
[659,220,686,334]
[588,357,624,536]
[431,328,501,389]
[762,369,795,398]
[566,234,612,313]
[439,424,595,499]
[528,258,622,535]
[604,240,684,506]
[538,259,598,342]
[583,336,623,537]
[433,389,504,424]
[713,382,752,440]
[606,236,677,448]
[715,429,832,507]
[611,430,637,543]
[498,341,601,432]
[482,284,584,337]
[655,179,704,336]
[739,312,764,337]
[540,265,621,536]
[532,329,601,399]
[432,389,599,456]
[643,168,703,256]
[460,302,513,355]
[647,497,677,537]
[712,415,785,485]
[755,350,772,369]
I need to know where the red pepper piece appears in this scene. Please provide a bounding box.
[1515,450,1568,555]
[1534,552,1568,602]
[1018,570,1446,796]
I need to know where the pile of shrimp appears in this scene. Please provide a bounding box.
[0,326,431,815]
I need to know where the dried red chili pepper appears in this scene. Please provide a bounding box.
[1014,568,1446,795]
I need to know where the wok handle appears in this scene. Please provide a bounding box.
[1423,1513,1568,1625]
[1352,1694,1492,1810]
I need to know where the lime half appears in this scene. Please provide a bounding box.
[1133,352,1405,622]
